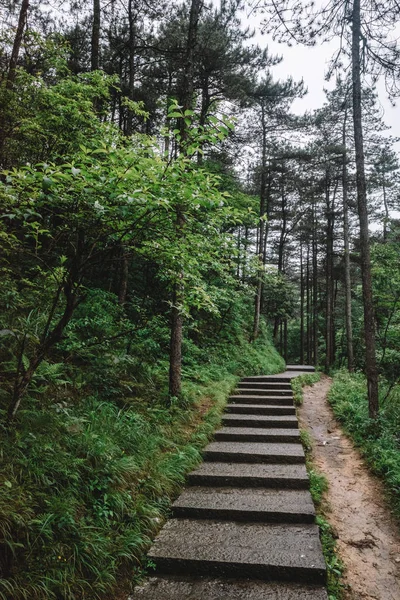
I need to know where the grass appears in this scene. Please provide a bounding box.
[0,321,284,599]
[299,427,345,599]
[291,372,321,406]
[328,370,400,520]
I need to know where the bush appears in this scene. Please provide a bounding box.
[329,370,400,518]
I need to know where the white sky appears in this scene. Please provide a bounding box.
[242,6,400,141]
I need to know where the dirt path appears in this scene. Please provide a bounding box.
[298,376,400,600]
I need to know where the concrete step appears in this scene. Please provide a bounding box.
[233,382,293,396]
[203,441,305,464]
[222,414,298,428]
[172,487,315,523]
[226,404,296,415]
[148,519,326,584]
[234,385,293,396]
[187,462,310,489]
[286,365,315,372]
[214,427,301,443]
[229,395,294,405]
[242,376,293,384]
[134,576,329,599]
[237,381,292,389]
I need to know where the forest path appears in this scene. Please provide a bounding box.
[132,367,327,599]
[298,377,400,600]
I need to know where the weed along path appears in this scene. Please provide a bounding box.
[133,366,328,600]
[298,376,400,600]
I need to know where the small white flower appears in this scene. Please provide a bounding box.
[94,200,105,212]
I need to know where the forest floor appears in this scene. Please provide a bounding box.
[298,376,400,600]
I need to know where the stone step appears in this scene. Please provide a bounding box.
[237,385,292,394]
[229,395,294,405]
[148,519,326,585]
[226,404,296,415]
[242,376,293,383]
[203,441,305,464]
[286,365,315,372]
[214,427,301,443]
[172,487,315,523]
[187,462,310,489]
[134,576,329,600]
[234,388,294,396]
[237,380,292,388]
[222,414,298,428]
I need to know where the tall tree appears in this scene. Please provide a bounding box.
[254,0,400,417]
[6,0,30,88]
[169,0,204,398]
[91,0,101,70]
[351,0,378,417]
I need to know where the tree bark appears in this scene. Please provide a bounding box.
[300,244,305,364]
[325,167,334,370]
[126,0,137,136]
[7,0,30,89]
[169,269,184,397]
[91,0,101,71]
[253,103,268,341]
[342,110,355,371]
[306,242,311,364]
[382,177,389,242]
[8,280,79,421]
[352,0,379,418]
[312,198,319,365]
[118,251,129,306]
[169,0,203,398]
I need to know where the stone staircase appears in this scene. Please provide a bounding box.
[134,366,328,599]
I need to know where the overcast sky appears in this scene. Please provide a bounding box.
[242,6,400,142]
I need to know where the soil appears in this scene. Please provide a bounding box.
[298,376,400,600]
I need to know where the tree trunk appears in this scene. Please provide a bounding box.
[312,199,318,365]
[277,177,287,274]
[300,244,305,364]
[342,110,355,371]
[325,168,334,370]
[306,242,311,364]
[283,318,288,362]
[253,103,268,341]
[352,0,379,418]
[242,226,248,283]
[179,0,203,143]
[382,178,389,242]
[7,0,30,89]
[91,0,101,71]
[168,0,203,398]
[169,273,184,397]
[8,281,79,421]
[126,0,137,136]
[118,251,129,306]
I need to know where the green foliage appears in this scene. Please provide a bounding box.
[262,269,296,321]
[0,319,282,599]
[0,28,288,600]
[317,516,345,600]
[291,372,321,406]
[300,426,344,599]
[371,239,400,384]
[329,370,400,518]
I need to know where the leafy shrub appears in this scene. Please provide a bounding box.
[329,370,400,518]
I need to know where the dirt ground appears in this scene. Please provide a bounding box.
[298,376,400,600]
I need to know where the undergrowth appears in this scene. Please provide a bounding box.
[329,370,400,520]
[299,425,345,599]
[0,317,284,599]
[291,372,321,406]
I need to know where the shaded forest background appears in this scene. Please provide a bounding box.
[0,0,399,598]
